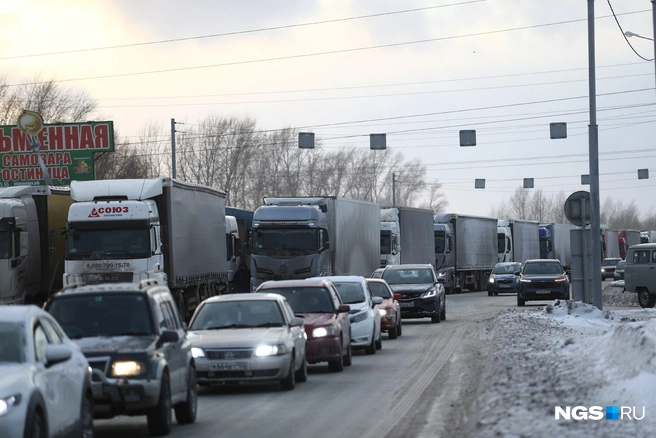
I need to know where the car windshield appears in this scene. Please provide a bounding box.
[522,262,562,275]
[261,287,334,314]
[382,269,434,285]
[616,261,626,269]
[602,259,621,266]
[367,281,392,299]
[0,322,24,363]
[47,293,153,338]
[493,264,521,274]
[189,300,284,330]
[332,282,366,304]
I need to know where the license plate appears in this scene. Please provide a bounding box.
[399,302,414,308]
[210,361,248,371]
[499,284,511,288]
[536,289,551,294]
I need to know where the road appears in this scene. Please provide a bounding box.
[92,291,539,438]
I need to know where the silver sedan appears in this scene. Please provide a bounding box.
[187,293,307,390]
[0,305,93,438]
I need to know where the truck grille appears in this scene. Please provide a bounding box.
[82,273,133,284]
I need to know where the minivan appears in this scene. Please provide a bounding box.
[624,243,656,308]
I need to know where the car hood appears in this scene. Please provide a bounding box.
[0,364,34,396]
[73,335,159,354]
[389,283,433,294]
[187,328,286,349]
[297,313,337,328]
[492,274,516,281]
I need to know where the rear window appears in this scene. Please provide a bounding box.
[332,282,366,304]
[367,282,392,299]
[260,287,334,314]
[47,293,153,339]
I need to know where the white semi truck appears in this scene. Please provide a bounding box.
[0,186,72,305]
[497,219,540,264]
[380,206,434,267]
[250,197,380,288]
[63,178,228,318]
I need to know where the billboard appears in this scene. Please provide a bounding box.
[0,121,114,187]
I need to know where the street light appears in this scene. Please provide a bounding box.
[624,30,654,41]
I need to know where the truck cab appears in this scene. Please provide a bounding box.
[497,219,512,263]
[433,222,454,290]
[380,208,400,267]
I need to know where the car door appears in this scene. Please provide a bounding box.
[159,299,186,398]
[32,321,66,435]
[282,300,305,365]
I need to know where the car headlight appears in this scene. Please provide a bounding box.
[111,360,146,377]
[0,394,21,418]
[255,344,287,357]
[421,289,437,298]
[378,308,387,316]
[601,268,606,272]
[554,278,567,283]
[488,277,495,284]
[350,311,368,323]
[191,347,205,358]
[313,326,336,338]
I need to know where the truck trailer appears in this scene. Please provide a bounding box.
[618,229,641,260]
[497,219,540,264]
[380,206,434,267]
[539,223,576,270]
[0,186,72,305]
[602,229,620,259]
[434,213,498,293]
[250,197,380,288]
[63,178,228,318]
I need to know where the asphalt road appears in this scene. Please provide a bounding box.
[91,291,544,438]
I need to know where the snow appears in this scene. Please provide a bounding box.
[469,285,656,437]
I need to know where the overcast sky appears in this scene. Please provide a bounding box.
[3,0,655,218]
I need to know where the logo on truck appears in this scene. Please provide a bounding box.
[88,206,129,218]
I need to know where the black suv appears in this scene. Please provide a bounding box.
[45,280,197,436]
[376,264,446,323]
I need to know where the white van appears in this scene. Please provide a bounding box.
[624,243,656,308]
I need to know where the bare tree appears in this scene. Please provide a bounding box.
[421,182,449,214]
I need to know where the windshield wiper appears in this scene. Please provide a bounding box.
[205,324,253,330]
[255,322,283,327]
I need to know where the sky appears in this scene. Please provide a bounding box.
[2,0,656,218]
[462,290,656,437]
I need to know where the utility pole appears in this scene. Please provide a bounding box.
[171,118,177,179]
[392,172,396,207]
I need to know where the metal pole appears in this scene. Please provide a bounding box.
[171,118,176,179]
[581,200,589,303]
[653,0,656,91]
[588,0,603,309]
[392,172,396,207]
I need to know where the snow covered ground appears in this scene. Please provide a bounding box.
[468,285,656,437]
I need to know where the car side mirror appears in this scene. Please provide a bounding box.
[45,345,72,367]
[337,304,350,313]
[157,330,179,347]
[514,271,521,275]
[436,277,445,283]
[372,296,383,306]
[290,317,304,327]
[393,293,402,300]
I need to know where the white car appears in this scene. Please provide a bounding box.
[0,305,93,438]
[187,293,308,390]
[316,276,383,354]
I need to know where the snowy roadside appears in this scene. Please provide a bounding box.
[467,285,656,438]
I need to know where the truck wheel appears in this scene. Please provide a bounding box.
[638,290,656,308]
[147,373,172,436]
[174,366,197,425]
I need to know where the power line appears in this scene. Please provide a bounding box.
[606,0,654,61]
[0,1,485,60]
[6,9,649,87]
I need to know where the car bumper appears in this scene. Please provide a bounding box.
[350,319,375,347]
[195,354,292,384]
[487,283,519,294]
[398,298,437,318]
[518,288,569,301]
[90,369,160,418]
[305,336,342,364]
[380,314,398,331]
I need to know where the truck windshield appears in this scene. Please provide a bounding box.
[0,231,11,259]
[380,234,392,255]
[434,231,446,254]
[252,228,318,255]
[66,227,150,259]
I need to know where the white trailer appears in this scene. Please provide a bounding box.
[380,207,434,267]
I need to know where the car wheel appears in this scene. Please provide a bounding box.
[487,290,492,296]
[24,408,47,438]
[295,354,308,382]
[638,290,656,308]
[388,325,398,339]
[280,355,296,390]
[441,299,446,321]
[397,318,402,336]
[517,295,526,307]
[364,333,376,355]
[328,342,344,372]
[80,393,94,438]
[343,341,352,367]
[375,329,382,350]
[174,366,198,425]
[494,292,498,296]
[147,373,172,437]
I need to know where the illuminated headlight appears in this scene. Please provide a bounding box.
[554,278,567,283]
[421,289,437,298]
[191,347,205,358]
[255,344,287,357]
[488,277,495,284]
[111,361,145,377]
[350,311,368,323]
[378,308,387,316]
[601,268,606,272]
[312,326,336,338]
[0,394,21,418]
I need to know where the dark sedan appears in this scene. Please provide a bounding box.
[613,260,626,281]
[487,262,522,296]
[517,259,570,306]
